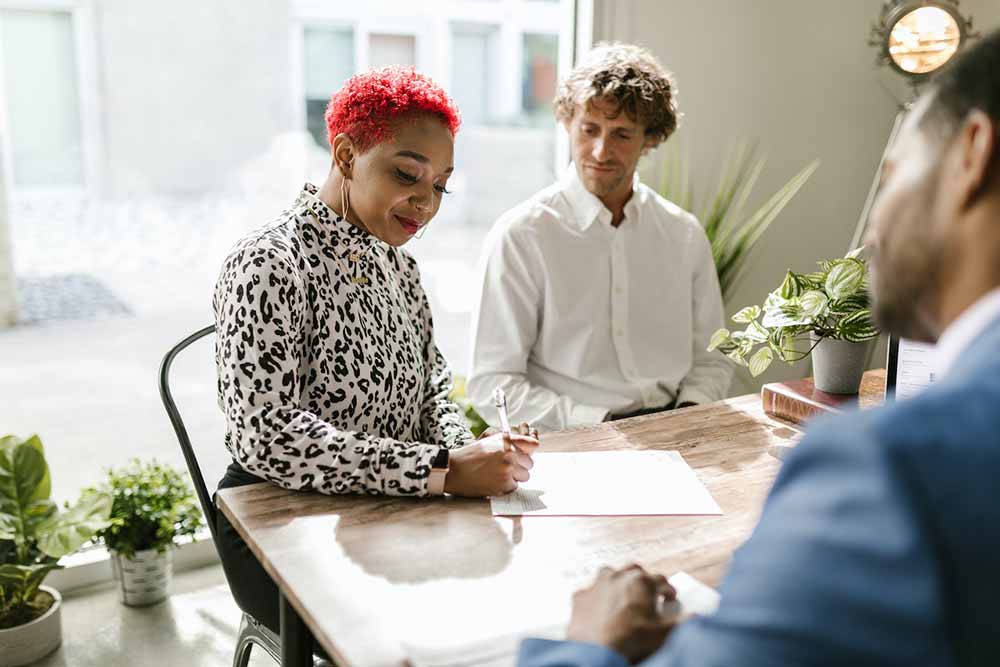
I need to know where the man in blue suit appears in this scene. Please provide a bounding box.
[519,28,1000,667]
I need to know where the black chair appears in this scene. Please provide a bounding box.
[158,325,281,667]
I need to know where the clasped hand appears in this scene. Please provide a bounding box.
[567,564,678,664]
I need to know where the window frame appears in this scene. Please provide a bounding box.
[290,0,571,136]
[0,0,101,196]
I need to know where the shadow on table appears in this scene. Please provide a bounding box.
[332,498,513,584]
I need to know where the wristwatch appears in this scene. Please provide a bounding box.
[428,448,450,496]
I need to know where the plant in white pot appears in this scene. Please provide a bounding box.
[0,434,112,666]
[707,248,880,394]
[91,459,203,607]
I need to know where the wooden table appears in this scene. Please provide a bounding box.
[217,393,801,666]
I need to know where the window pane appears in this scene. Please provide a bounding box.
[1,10,83,187]
[450,27,496,126]
[522,32,558,126]
[304,26,354,148]
[369,33,415,69]
[2,1,573,511]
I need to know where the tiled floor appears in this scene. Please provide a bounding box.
[35,564,277,667]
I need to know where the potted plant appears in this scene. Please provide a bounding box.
[0,434,112,666]
[707,248,880,394]
[91,459,203,607]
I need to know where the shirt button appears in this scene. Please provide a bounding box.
[616,329,624,337]
[615,287,623,295]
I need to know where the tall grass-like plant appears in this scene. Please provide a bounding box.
[658,142,820,301]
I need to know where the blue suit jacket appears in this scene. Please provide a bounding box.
[520,319,1000,667]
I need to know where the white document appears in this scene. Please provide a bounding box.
[403,572,720,667]
[490,451,721,517]
[896,338,938,400]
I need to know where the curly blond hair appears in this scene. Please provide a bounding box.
[554,42,680,146]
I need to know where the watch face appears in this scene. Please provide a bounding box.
[432,448,450,469]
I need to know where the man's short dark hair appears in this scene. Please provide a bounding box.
[923,28,1000,145]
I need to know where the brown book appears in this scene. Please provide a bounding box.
[761,369,887,425]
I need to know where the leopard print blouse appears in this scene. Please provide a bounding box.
[213,183,472,496]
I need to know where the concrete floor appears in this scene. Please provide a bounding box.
[36,564,277,667]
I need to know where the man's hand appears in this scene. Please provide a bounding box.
[567,564,676,664]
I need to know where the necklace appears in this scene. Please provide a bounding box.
[301,204,370,287]
[330,244,370,286]
[303,199,421,355]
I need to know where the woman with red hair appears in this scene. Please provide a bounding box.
[212,66,538,635]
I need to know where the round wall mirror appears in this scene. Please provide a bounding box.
[888,6,961,74]
[871,1,974,82]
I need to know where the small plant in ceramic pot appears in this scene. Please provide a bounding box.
[0,434,112,666]
[91,459,203,606]
[708,248,880,393]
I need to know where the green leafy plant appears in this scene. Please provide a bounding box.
[449,377,489,438]
[91,459,203,559]
[0,434,112,629]
[707,248,879,377]
[658,142,820,301]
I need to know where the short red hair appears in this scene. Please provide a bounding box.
[325,66,461,152]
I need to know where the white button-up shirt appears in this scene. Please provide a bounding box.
[935,287,1000,377]
[467,165,732,432]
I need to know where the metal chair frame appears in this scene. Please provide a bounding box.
[158,324,282,667]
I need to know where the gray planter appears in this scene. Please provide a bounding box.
[0,585,62,666]
[811,334,870,394]
[111,547,173,606]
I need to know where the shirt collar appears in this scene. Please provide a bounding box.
[560,164,642,231]
[935,287,1000,376]
[295,182,379,260]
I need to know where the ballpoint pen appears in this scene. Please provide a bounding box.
[493,387,512,451]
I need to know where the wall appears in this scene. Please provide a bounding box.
[595,0,1000,394]
[97,0,295,194]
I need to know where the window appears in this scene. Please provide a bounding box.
[0,9,83,187]
[450,24,498,126]
[303,26,354,148]
[368,33,416,69]
[522,32,559,126]
[300,4,574,366]
[1,0,579,509]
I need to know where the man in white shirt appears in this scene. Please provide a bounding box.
[468,43,732,431]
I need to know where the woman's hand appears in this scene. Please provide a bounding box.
[478,422,539,440]
[445,432,539,497]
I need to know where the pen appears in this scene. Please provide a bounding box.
[493,387,512,451]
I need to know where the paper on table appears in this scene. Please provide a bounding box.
[660,571,721,620]
[490,450,721,516]
[403,571,720,667]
